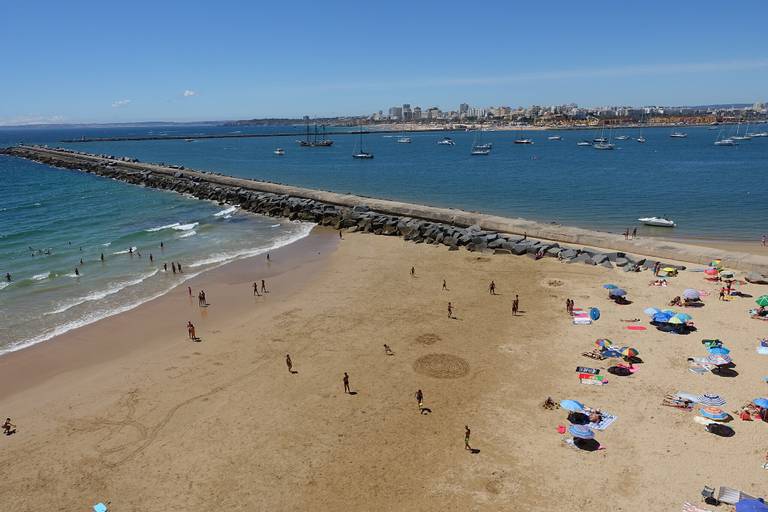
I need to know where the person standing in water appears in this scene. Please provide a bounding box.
[163,263,168,272]
[100,253,104,262]
[149,253,153,263]
[5,273,10,282]
[160,241,164,250]
[171,263,176,274]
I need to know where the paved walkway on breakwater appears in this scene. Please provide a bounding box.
[4,144,768,274]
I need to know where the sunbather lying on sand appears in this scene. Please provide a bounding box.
[649,279,668,287]
[669,296,683,306]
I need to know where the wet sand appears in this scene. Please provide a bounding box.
[0,229,766,510]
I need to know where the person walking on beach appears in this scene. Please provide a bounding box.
[410,266,415,278]
[286,354,293,373]
[187,321,195,340]
[261,279,267,294]
[415,389,424,409]
[512,295,519,316]
[442,279,447,291]
[464,425,471,450]
[719,287,726,301]
[266,253,270,262]
[447,302,454,319]
[253,282,261,296]
[489,281,496,295]
[339,231,343,239]
[762,234,766,247]
[632,227,637,239]
[343,372,351,394]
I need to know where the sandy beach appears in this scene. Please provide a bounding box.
[1,227,766,511]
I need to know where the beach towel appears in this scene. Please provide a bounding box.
[626,325,647,331]
[573,317,592,325]
[587,412,617,431]
[682,501,713,512]
[579,374,607,385]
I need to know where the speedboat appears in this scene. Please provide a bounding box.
[547,135,562,141]
[514,138,534,144]
[577,141,592,146]
[437,137,455,146]
[273,148,286,155]
[636,137,646,143]
[592,142,615,150]
[615,135,629,140]
[638,217,676,227]
[670,132,688,138]
[396,137,412,143]
[352,151,374,159]
[747,131,768,137]
[471,147,491,156]
[714,138,737,146]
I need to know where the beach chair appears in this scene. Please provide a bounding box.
[716,486,757,505]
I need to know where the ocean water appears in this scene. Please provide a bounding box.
[1,123,766,352]
[0,128,314,354]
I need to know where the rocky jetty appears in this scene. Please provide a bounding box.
[3,145,765,274]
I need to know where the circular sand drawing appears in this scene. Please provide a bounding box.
[413,354,470,379]
[546,279,564,287]
[416,333,441,345]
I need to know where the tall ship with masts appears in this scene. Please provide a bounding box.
[297,121,334,147]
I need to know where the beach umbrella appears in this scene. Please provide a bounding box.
[720,271,735,280]
[559,400,585,412]
[674,313,692,322]
[662,267,677,273]
[705,354,732,366]
[735,499,768,512]
[682,289,700,300]
[652,312,673,323]
[589,308,600,321]
[621,347,638,358]
[667,315,684,325]
[696,394,726,407]
[644,307,661,316]
[708,347,730,356]
[753,398,768,408]
[603,284,618,289]
[756,295,768,307]
[595,338,613,349]
[708,260,722,268]
[704,268,719,276]
[568,424,595,440]
[699,407,729,421]
[608,288,627,297]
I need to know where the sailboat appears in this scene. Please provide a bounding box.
[731,116,752,141]
[513,129,533,144]
[669,130,688,138]
[713,129,737,146]
[471,126,491,155]
[353,123,374,159]
[593,124,615,150]
[396,125,411,143]
[298,122,334,147]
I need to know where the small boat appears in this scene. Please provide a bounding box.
[184,138,195,142]
[747,131,768,137]
[636,137,647,143]
[471,126,492,155]
[396,137,412,143]
[547,135,562,141]
[714,139,737,146]
[592,142,615,150]
[670,132,688,138]
[353,123,373,159]
[470,148,491,156]
[298,122,334,147]
[615,135,629,140]
[577,141,592,146]
[474,143,492,150]
[273,148,286,155]
[638,217,676,227]
[514,138,534,144]
[731,135,752,141]
[437,137,455,146]
[592,137,608,143]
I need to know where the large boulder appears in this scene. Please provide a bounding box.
[560,249,579,260]
[746,272,768,285]
[511,243,529,255]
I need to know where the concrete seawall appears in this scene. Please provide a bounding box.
[3,144,767,274]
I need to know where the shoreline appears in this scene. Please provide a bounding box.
[4,145,768,274]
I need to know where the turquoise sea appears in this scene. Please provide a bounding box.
[1,123,766,353]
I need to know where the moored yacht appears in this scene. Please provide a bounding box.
[513,138,534,144]
[592,142,615,150]
[577,140,592,146]
[638,216,676,227]
[273,148,286,155]
[636,137,646,143]
[670,131,688,138]
[396,136,412,143]
[437,137,455,146]
[547,135,562,141]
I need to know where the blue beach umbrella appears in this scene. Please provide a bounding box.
[608,288,627,297]
[589,307,600,321]
[753,398,768,408]
[560,400,585,412]
[708,347,730,356]
[652,312,673,323]
[568,424,595,439]
[603,284,618,289]
[735,499,768,512]
[644,307,661,316]
[674,313,692,322]
[682,289,700,300]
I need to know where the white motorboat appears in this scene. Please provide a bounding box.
[670,132,688,138]
[470,148,491,156]
[514,138,534,144]
[592,137,608,143]
[636,137,647,143]
[592,142,615,150]
[396,137,412,143]
[437,137,455,146]
[615,135,629,140]
[638,217,676,227]
[731,135,752,141]
[577,141,592,146]
[747,131,768,137]
[273,148,286,155]
[547,135,562,141]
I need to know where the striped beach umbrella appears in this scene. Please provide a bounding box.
[697,394,726,407]
[595,338,613,349]
[568,424,595,440]
[699,407,729,421]
[705,354,732,366]
[621,347,639,358]
[559,400,585,412]
[682,289,700,300]
[756,295,768,307]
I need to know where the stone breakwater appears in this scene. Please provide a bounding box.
[3,145,768,276]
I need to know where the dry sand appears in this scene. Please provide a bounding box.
[0,228,766,511]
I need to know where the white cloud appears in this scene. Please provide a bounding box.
[111,99,131,108]
[182,90,197,97]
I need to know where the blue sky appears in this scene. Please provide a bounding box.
[2,0,767,124]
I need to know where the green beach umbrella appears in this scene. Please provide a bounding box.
[756,295,768,307]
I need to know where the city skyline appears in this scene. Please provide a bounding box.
[2,1,768,125]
